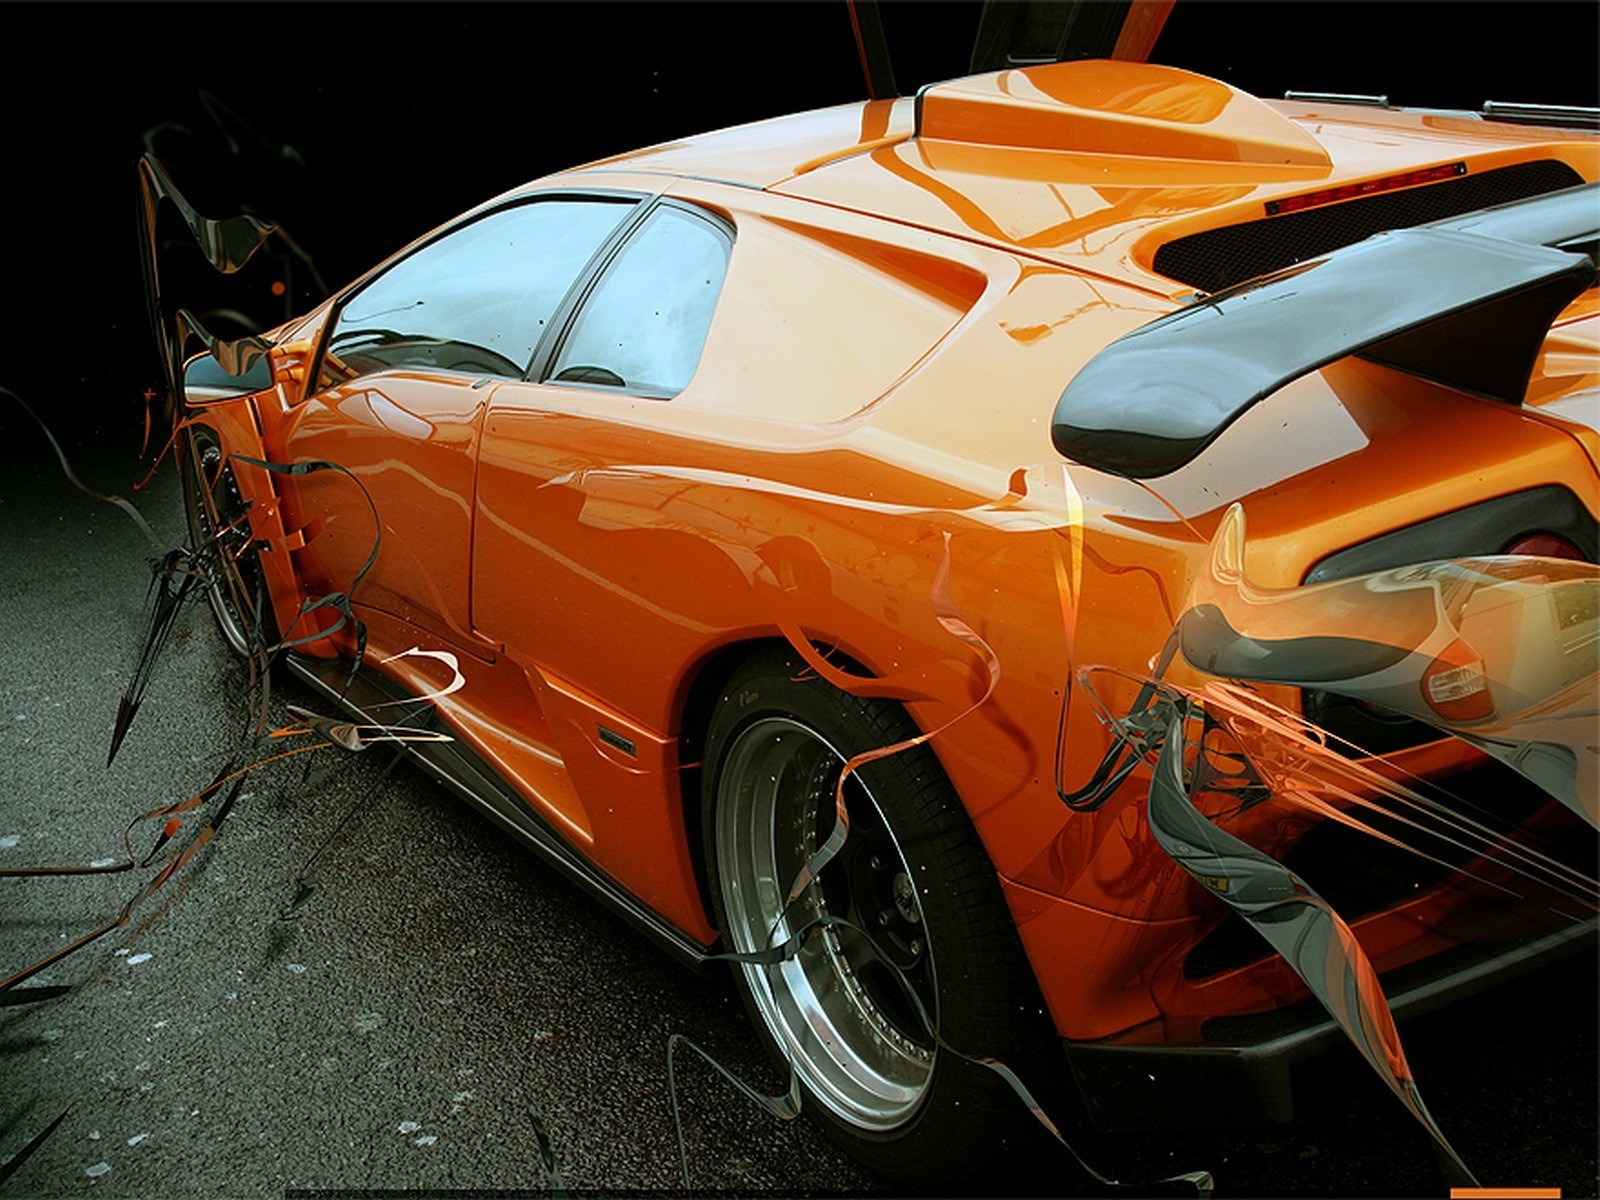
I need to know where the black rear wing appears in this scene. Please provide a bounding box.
[1052,184,1600,479]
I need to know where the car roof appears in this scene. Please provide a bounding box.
[560,60,1597,296]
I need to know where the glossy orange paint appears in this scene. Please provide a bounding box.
[185,60,1597,1049]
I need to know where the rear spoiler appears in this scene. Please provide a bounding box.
[1052,183,1600,478]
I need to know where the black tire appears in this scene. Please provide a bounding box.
[700,645,1063,1188]
[178,423,274,656]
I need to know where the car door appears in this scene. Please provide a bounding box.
[468,198,736,923]
[280,194,640,653]
[471,199,737,692]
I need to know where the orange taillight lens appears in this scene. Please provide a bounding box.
[1421,638,1494,722]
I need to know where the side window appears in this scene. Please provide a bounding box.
[549,205,731,396]
[318,198,633,389]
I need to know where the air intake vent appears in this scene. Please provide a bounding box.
[1153,160,1585,293]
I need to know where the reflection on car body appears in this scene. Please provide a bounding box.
[167,55,1598,1189]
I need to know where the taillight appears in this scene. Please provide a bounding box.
[1264,162,1467,216]
[1304,489,1595,756]
[1503,532,1586,560]
[1421,638,1494,721]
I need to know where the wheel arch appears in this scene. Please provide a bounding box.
[671,629,910,938]
[678,632,1074,1181]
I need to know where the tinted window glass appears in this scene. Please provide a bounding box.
[551,206,730,396]
[320,199,632,387]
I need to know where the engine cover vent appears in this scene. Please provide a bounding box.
[1153,159,1585,293]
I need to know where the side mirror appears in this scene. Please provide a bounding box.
[181,350,271,404]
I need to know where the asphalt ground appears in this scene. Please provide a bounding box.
[0,428,1596,1199]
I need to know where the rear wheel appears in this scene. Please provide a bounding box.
[701,647,1062,1186]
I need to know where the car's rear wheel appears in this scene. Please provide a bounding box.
[179,423,271,656]
[701,646,1062,1186]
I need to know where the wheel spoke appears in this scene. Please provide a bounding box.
[716,716,935,1130]
[183,428,268,655]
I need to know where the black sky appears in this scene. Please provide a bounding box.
[3,1,1594,455]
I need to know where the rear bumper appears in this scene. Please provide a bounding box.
[1063,917,1597,1131]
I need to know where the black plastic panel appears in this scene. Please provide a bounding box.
[1153,160,1585,293]
[1305,485,1598,583]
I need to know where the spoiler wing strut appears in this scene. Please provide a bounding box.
[1052,183,1600,478]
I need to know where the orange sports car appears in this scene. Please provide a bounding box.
[167,55,1598,1188]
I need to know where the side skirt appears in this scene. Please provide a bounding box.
[285,651,716,970]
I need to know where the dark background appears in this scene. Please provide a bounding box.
[3,1,1598,459]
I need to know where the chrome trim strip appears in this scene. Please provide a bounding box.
[1284,90,1389,108]
[1484,101,1600,129]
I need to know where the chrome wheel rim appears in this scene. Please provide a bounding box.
[715,716,936,1130]
[182,427,262,656]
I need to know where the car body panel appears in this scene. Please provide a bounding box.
[915,60,1334,166]
[278,371,492,653]
[181,58,1598,1067]
[581,96,915,190]
[768,71,1597,297]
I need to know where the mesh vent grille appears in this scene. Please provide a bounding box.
[1152,160,1585,293]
